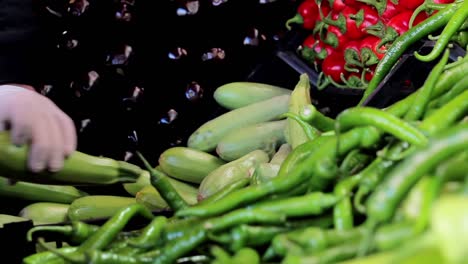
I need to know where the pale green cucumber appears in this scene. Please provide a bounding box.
[270,143,292,166]
[136,185,168,210]
[216,120,287,161]
[19,202,70,225]
[0,214,30,227]
[251,163,280,185]
[158,147,225,183]
[123,171,152,196]
[213,82,292,110]
[67,195,136,222]
[285,73,312,148]
[188,94,291,152]
[198,150,269,200]
[135,179,198,210]
[0,177,87,203]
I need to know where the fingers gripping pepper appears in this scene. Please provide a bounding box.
[0,132,144,185]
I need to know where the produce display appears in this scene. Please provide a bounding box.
[1,0,468,263]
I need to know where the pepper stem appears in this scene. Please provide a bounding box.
[360,48,380,67]
[301,46,318,63]
[349,9,364,28]
[27,226,73,242]
[344,48,364,69]
[324,31,339,48]
[285,14,303,30]
[322,13,347,34]
[366,21,385,38]
[377,27,399,50]
[317,72,331,90]
[37,238,85,263]
[357,0,387,15]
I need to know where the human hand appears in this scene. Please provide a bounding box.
[0,84,77,172]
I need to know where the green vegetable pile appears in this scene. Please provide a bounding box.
[16,46,468,263]
[1,1,468,263]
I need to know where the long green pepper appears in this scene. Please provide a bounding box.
[415,0,468,62]
[359,2,461,105]
[365,123,468,242]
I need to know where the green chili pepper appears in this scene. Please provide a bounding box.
[333,174,362,230]
[267,221,415,261]
[404,49,450,121]
[23,247,77,264]
[152,228,207,264]
[249,192,339,218]
[229,225,287,251]
[335,107,428,147]
[359,3,460,105]
[27,221,99,245]
[415,1,468,62]
[203,209,286,232]
[285,214,334,229]
[427,75,468,115]
[277,136,332,177]
[210,245,231,263]
[136,152,188,212]
[355,88,468,214]
[80,204,153,252]
[280,112,320,142]
[338,149,371,178]
[211,246,260,264]
[363,123,468,254]
[85,251,153,264]
[385,61,468,117]
[419,89,468,134]
[230,248,260,264]
[0,132,143,185]
[353,142,405,213]
[115,216,167,255]
[300,104,335,132]
[280,221,416,264]
[435,151,468,182]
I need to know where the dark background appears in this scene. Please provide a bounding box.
[37,0,300,166]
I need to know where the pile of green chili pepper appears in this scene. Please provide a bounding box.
[20,3,468,261]
[21,46,468,263]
